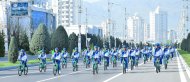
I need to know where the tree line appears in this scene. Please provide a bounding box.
[4,24,123,63]
[0,23,147,63]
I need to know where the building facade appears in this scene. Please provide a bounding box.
[65,25,102,37]
[0,0,56,54]
[150,6,168,43]
[127,14,145,43]
[144,24,150,42]
[50,0,77,28]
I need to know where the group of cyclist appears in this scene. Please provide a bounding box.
[17,43,176,75]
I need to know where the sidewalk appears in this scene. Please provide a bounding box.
[0,54,52,62]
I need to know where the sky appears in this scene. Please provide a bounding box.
[81,0,183,37]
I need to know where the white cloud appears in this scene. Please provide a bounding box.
[83,0,100,3]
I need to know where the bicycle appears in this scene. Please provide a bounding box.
[135,56,139,67]
[53,60,61,76]
[143,54,148,64]
[122,58,127,74]
[39,59,46,72]
[130,56,135,70]
[112,56,117,68]
[155,57,161,73]
[72,58,78,71]
[17,61,28,76]
[163,55,169,69]
[85,57,90,68]
[92,58,99,75]
[104,57,108,70]
[62,58,67,69]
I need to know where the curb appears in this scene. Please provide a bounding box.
[177,51,190,79]
[0,62,53,71]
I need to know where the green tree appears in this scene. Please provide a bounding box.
[0,31,5,57]
[123,40,127,47]
[68,33,78,53]
[110,36,115,48]
[51,25,69,50]
[97,36,103,48]
[116,38,122,48]
[8,36,18,63]
[81,34,86,50]
[30,23,51,54]
[19,31,29,51]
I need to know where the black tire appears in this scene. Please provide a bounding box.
[39,66,42,72]
[93,69,95,75]
[76,65,78,71]
[164,64,167,69]
[65,63,67,68]
[123,64,126,74]
[24,67,28,75]
[18,66,22,76]
[62,64,64,69]
[156,67,158,73]
[53,66,57,76]
[58,70,61,75]
[96,67,98,74]
[44,65,46,72]
[131,61,133,70]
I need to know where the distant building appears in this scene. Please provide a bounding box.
[169,30,177,43]
[127,14,145,43]
[150,6,168,43]
[50,0,77,28]
[65,25,103,37]
[144,24,150,42]
[0,0,56,54]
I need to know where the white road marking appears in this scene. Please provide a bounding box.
[103,62,144,82]
[36,68,92,82]
[177,54,187,82]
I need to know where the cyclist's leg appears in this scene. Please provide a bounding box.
[160,55,163,65]
[107,57,109,66]
[120,57,123,63]
[153,56,157,67]
[55,60,60,70]
[125,57,128,69]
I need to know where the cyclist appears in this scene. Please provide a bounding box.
[153,43,163,67]
[120,45,129,71]
[38,49,47,65]
[135,47,140,62]
[103,47,110,67]
[130,48,136,66]
[111,47,118,62]
[72,47,80,66]
[61,48,68,65]
[164,45,170,60]
[85,47,92,65]
[51,48,61,73]
[142,47,149,63]
[170,46,175,59]
[92,46,100,64]
[18,49,28,67]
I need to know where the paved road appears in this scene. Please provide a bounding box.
[0,55,189,82]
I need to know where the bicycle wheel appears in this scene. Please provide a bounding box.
[53,65,57,76]
[39,64,42,72]
[18,66,22,76]
[24,66,28,75]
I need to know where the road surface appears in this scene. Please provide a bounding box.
[0,55,189,82]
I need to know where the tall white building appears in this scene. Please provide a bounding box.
[50,0,77,28]
[144,24,150,42]
[150,6,168,43]
[127,14,144,43]
[169,30,177,43]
